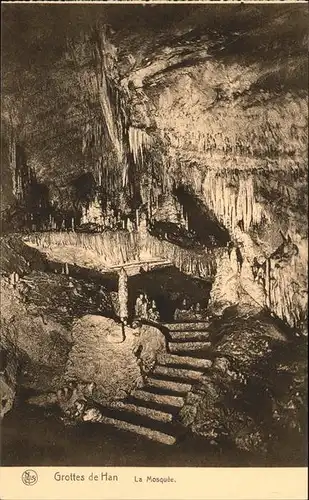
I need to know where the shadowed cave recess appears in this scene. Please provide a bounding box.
[1,3,308,466]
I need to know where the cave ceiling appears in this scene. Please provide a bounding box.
[1,3,308,234]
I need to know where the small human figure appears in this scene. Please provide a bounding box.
[174,298,190,320]
[195,302,201,314]
[148,300,160,322]
[141,293,149,320]
[134,293,144,319]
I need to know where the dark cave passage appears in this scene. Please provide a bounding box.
[147,186,231,252]
[128,266,212,322]
[174,185,231,248]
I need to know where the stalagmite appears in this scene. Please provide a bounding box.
[136,208,140,228]
[118,267,128,324]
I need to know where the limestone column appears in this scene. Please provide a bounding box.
[118,267,128,339]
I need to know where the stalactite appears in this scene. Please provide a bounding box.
[68,30,127,201]
[91,29,124,165]
[27,230,218,281]
[128,127,152,168]
[202,171,267,237]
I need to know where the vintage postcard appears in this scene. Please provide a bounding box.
[0,1,308,499]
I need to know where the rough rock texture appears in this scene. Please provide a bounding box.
[208,243,267,317]
[0,236,114,400]
[179,308,307,455]
[0,376,16,419]
[2,4,307,334]
[65,316,143,403]
[0,345,18,418]
[1,279,71,393]
[208,249,240,316]
[132,323,167,373]
[0,236,113,329]
[0,5,307,461]
[0,236,48,276]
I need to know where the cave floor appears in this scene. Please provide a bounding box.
[2,405,305,467]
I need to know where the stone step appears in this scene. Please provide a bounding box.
[163,322,210,331]
[98,415,176,445]
[102,401,173,423]
[146,377,192,394]
[133,389,184,408]
[169,341,212,353]
[153,365,204,382]
[169,331,210,342]
[157,353,212,370]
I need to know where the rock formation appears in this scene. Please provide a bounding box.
[0,3,307,462]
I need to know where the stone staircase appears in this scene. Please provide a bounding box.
[96,321,213,445]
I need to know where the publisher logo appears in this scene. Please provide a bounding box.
[22,470,38,486]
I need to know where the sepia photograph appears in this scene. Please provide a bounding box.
[1,0,308,471]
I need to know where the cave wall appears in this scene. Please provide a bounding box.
[65,316,143,403]
[2,4,308,333]
[179,309,307,456]
[0,237,145,413]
